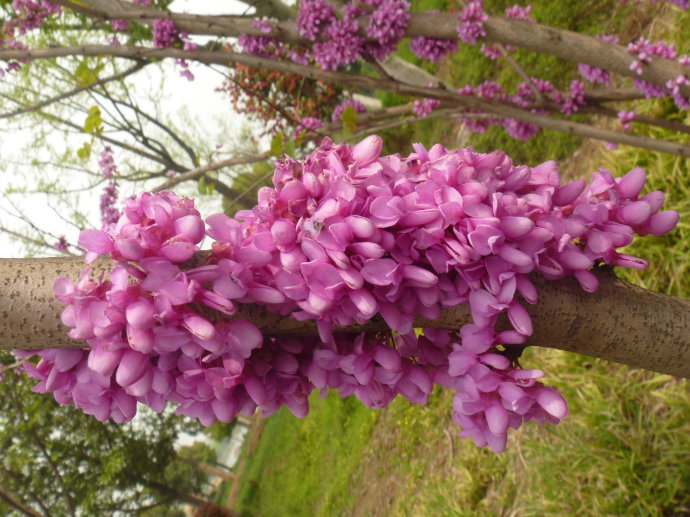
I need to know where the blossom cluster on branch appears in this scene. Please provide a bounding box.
[18,136,678,452]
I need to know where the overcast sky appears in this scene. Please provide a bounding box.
[0,0,259,259]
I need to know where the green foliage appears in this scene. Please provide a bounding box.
[0,367,209,516]
[74,57,105,88]
[83,105,103,135]
[340,105,359,133]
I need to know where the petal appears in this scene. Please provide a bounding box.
[174,215,205,243]
[536,387,568,419]
[507,301,533,336]
[645,210,679,235]
[79,229,113,254]
[115,350,150,387]
[616,167,646,199]
[351,135,382,166]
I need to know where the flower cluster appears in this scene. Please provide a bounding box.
[457,0,488,45]
[413,97,441,116]
[413,83,442,116]
[578,35,619,85]
[27,137,678,452]
[409,14,458,64]
[455,79,550,140]
[0,1,60,76]
[561,80,586,115]
[480,3,534,59]
[8,1,61,34]
[626,37,689,105]
[331,99,368,122]
[618,110,636,131]
[151,18,196,80]
[294,116,324,137]
[364,0,411,61]
[98,147,120,229]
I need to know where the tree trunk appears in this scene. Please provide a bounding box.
[0,486,49,517]
[135,477,212,508]
[1,257,689,377]
[184,459,236,482]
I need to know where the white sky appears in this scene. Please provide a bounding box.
[0,0,262,259]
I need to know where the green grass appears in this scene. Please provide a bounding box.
[234,392,378,517]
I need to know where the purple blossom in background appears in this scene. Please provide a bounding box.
[296,0,335,40]
[578,35,618,85]
[413,97,441,116]
[481,43,502,60]
[9,1,61,34]
[457,0,488,45]
[618,110,636,131]
[480,4,533,59]
[111,19,129,31]
[561,80,586,115]
[626,37,686,100]
[667,74,690,109]
[313,14,363,70]
[331,99,367,122]
[98,147,120,229]
[150,19,196,79]
[505,4,534,20]
[294,116,324,136]
[365,0,410,60]
[54,235,69,252]
[410,35,458,62]
[152,18,178,48]
[408,10,457,62]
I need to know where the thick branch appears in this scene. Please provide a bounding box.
[1,257,689,378]
[54,4,690,98]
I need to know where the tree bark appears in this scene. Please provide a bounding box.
[133,477,213,508]
[184,459,236,482]
[1,257,690,378]
[52,2,690,99]
[0,486,49,517]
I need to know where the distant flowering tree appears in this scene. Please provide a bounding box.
[0,0,689,461]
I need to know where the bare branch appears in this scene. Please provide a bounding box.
[3,44,688,157]
[0,61,147,120]
[152,152,270,192]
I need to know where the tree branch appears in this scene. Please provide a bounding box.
[1,257,689,378]
[152,152,270,192]
[51,4,690,98]
[0,485,49,517]
[2,45,689,157]
[0,61,147,120]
